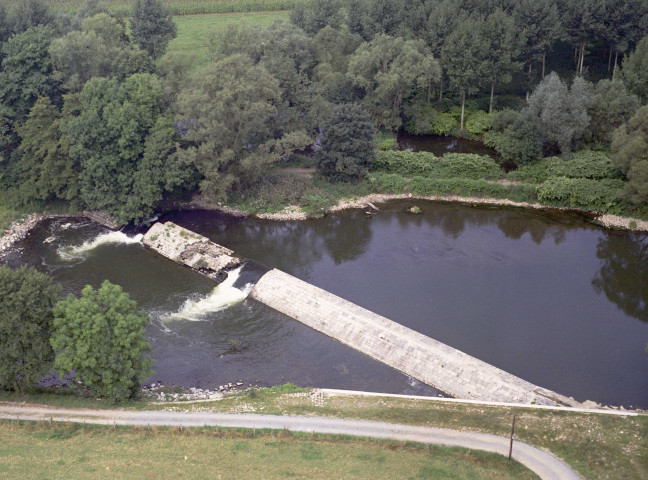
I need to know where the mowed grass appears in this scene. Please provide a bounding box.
[0,420,539,480]
[157,390,648,480]
[5,0,301,16]
[166,11,289,67]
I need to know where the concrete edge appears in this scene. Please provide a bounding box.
[315,388,644,416]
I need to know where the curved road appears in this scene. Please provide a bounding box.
[0,404,582,480]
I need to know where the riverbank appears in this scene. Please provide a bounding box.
[185,192,648,231]
[1,194,646,260]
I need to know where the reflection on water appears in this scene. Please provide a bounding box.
[11,202,648,408]
[592,232,648,323]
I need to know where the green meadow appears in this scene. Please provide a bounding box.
[167,11,289,66]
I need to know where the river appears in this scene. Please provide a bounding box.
[13,200,648,408]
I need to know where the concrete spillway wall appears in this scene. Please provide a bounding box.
[251,269,581,407]
[142,222,240,280]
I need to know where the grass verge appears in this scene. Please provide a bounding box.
[0,419,538,479]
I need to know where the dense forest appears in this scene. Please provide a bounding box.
[1,0,648,225]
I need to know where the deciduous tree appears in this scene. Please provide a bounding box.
[0,266,61,392]
[316,103,375,181]
[612,105,648,204]
[130,0,176,59]
[51,280,153,403]
[65,73,186,223]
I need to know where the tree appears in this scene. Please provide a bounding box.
[611,105,648,204]
[603,0,648,80]
[481,8,522,113]
[177,54,311,201]
[512,0,561,83]
[50,13,154,93]
[51,280,153,403]
[562,0,606,74]
[16,96,79,203]
[621,36,648,103]
[347,35,440,129]
[0,25,60,123]
[5,0,54,35]
[316,103,375,181]
[485,108,543,163]
[130,0,176,59]
[587,79,639,144]
[527,72,591,155]
[0,266,61,392]
[441,15,488,131]
[65,74,186,223]
[289,0,342,35]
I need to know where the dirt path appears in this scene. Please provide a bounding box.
[0,403,582,480]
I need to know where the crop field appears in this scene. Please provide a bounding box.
[1,0,301,16]
[167,11,289,66]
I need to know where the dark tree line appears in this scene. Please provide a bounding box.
[2,0,648,223]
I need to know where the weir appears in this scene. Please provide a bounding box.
[142,222,581,407]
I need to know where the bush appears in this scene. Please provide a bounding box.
[301,194,334,217]
[465,110,490,136]
[374,129,398,151]
[536,177,624,211]
[369,173,407,193]
[509,151,621,183]
[430,111,458,135]
[373,151,504,180]
[408,177,509,197]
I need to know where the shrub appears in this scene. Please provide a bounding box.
[408,177,509,197]
[430,111,458,135]
[374,129,398,151]
[465,110,490,136]
[536,177,624,211]
[373,151,504,180]
[369,173,407,193]
[301,194,333,217]
[509,151,621,183]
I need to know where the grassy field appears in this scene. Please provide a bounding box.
[0,420,538,480]
[2,386,646,479]
[1,0,300,16]
[155,389,648,480]
[167,11,289,67]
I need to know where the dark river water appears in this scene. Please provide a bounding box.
[13,200,648,408]
[397,132,498,158]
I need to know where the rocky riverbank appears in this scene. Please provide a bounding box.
[0,213,58,259]
[142,380,258,403]
[188,192,648,231]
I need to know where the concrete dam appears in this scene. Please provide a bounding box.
[143,222,581,408]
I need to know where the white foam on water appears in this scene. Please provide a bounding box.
[58,231,143,260]
[164,266,253,321]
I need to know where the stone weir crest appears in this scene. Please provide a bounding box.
[142,222,581,408]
